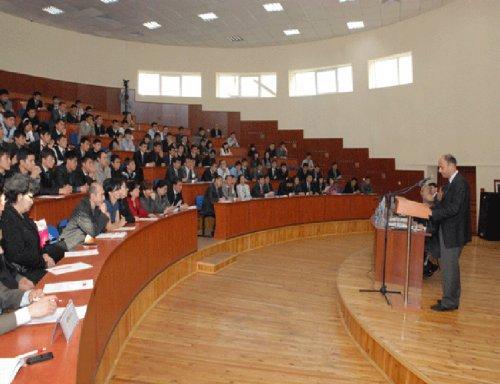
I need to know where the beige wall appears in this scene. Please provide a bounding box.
[1,0,499,200]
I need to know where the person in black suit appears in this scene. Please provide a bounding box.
[200,175,224,217]
[39,148,72,196]
[121,158,144,184]
[429,155,471,312]
[343,177,360,194]
[149,142,166,166]
[201,163,218,182]
[1,174,65,283]
[327,162,342,180]
[133,141,150,168]
[277,163,288,181]
[296,163,311,182]
[167,178,185,207]
[210,126,222,138]
[166,158,182,185]
[26,91,43,111]
[29,127,52,164]
[268,161,280,180]
[55,151,89,193]
[301,174,318,195]
[251,176,268,198]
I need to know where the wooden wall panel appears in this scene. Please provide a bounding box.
[133,102,189,127]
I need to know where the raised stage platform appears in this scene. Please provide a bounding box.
[337,235,500,384]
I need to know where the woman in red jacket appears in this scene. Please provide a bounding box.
[126,181,152,219]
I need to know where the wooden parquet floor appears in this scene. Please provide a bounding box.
[109,234,389,384]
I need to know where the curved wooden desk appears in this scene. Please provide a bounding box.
[30,193,86,226]
[0,209,198,384]
[214,194,379,239]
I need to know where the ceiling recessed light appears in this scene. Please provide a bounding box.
[143,21,161,29]
[228,35,244,42]
[42,5,64,15]
[283,29,300,36]
[347,21,364,30]
[198,12,218,21]
[263,3,283,12]
[100,0,119,3]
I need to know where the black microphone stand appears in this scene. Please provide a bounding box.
[359,179,426,306]
[122,79,130,115]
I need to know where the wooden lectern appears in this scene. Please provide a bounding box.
[396,196,430,307]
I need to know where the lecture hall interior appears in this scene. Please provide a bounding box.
[0,0,499,383]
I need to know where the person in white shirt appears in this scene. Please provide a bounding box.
[227,132,240,148]
[236,174,252,200]
[220,142,232,156]
[217,160,231,179]
[302,152,314,168]
[120,129,136,151]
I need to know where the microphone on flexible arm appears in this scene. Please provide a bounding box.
[418,177,431,187]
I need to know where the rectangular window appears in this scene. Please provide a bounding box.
[289,65,353,97]
[138,71,201,97]
[216,73,277,98]
[368,52,413,89]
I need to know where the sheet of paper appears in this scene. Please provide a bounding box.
[0,358,24,384]
[188,205,197,210]
[135,217,158,222]
[26,305,87,326]
[113,226,136,231]
[96,232,127,239]
[46,262,92,276]
[43,279,94,294]
[64,249,99,258]
[36,195,65,199]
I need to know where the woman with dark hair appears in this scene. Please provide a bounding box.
[103,178,129,229]
[1,174,65,283]
[121,158,144,183]
[126,181,152,219]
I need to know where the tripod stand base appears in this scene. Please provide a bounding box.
[359,286,401,306]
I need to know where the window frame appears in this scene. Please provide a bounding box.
[368,52,413,90]
[289,64,353,97]
[137,70,202,97]
[216,72,277,98]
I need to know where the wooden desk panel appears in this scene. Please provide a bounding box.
[30,193,86,226]
[0,210,198,384]
[142,166,166,182]
[214,195,378,240]
[182,182,210,206]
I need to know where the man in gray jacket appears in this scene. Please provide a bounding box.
[0,283,58,335]
[60,183,109,250]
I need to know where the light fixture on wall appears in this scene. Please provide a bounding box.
[347,21,364,30]
[263,3,284,12]
[42,5,64,15]
[283,29,300,36]
[198,12,218,21]
[143,21,162,29]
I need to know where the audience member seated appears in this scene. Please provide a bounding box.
[176,144,187,165]
[296,163,311,181]
[26,91,43,111]
[222,175,237,199]
[103,178,133,227]
[133,141,150,168]
[236,175,251,200]
[18,119,36,144]
[79,114,95,141]
[39,148,72,196]
[182,158,198,183]
[268,160,280,180]
[66,104,79,123]
[253,164,266,181]
[251,175,274,198]
[51,101,67,125]
[301,174,319,195]
[124,112,136,128]
[278,178,295,196]
[247,144,258,159]
[23,107,40,131]
[77,137,91,159]
[266,143,277,159]
[359,176,373,194]
[11,148,41,190]
[120,129,136,151]
[201,163,218,182]
[59,183,110,250]
[302,152,314,168]
[210,126,222,138]
[276,142,288,159]
[167,179,188,209]
[8,131,26,157]
[30,127,52,163]
[0,89,13,112]
[230,161,243,178]
[324,178,341,195]
[121,158,143,184]
[166,158,182,185]
[140,180,169,215]
[107,120,122,137]
[126,181,153,219]
[200,175,224,220]
[110,154,122,179]
[55,151,89,193]
[75,100,84,121]
[315,177,326,194]
[88,139,102,160]
[327,162,342,180]
[343,177,360,194]
[95,151,111,184]
[0,148,12,190]
[217,160,231,179]
[0,282,58,335]
[293,176,304,195]
[250,152,261,169]
[220,142,232,156]
[262,151,272,168]
[80,106,93,122]
[51,118,66,141]
[264,176,274,194]
[149,142,166,166]
[311,165,322,182]
[1,174,65,283]
[227,132,239,148]
[277,163,288,181]
[2,111,17,143]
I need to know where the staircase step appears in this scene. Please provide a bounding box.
[197,252,237,274]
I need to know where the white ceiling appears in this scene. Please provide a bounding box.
[0,0,453,48]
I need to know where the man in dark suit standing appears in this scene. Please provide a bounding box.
[429,154,471,312]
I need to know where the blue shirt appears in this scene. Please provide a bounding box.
[105,199,120,223]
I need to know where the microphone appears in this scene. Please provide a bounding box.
[418,177,431,187]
